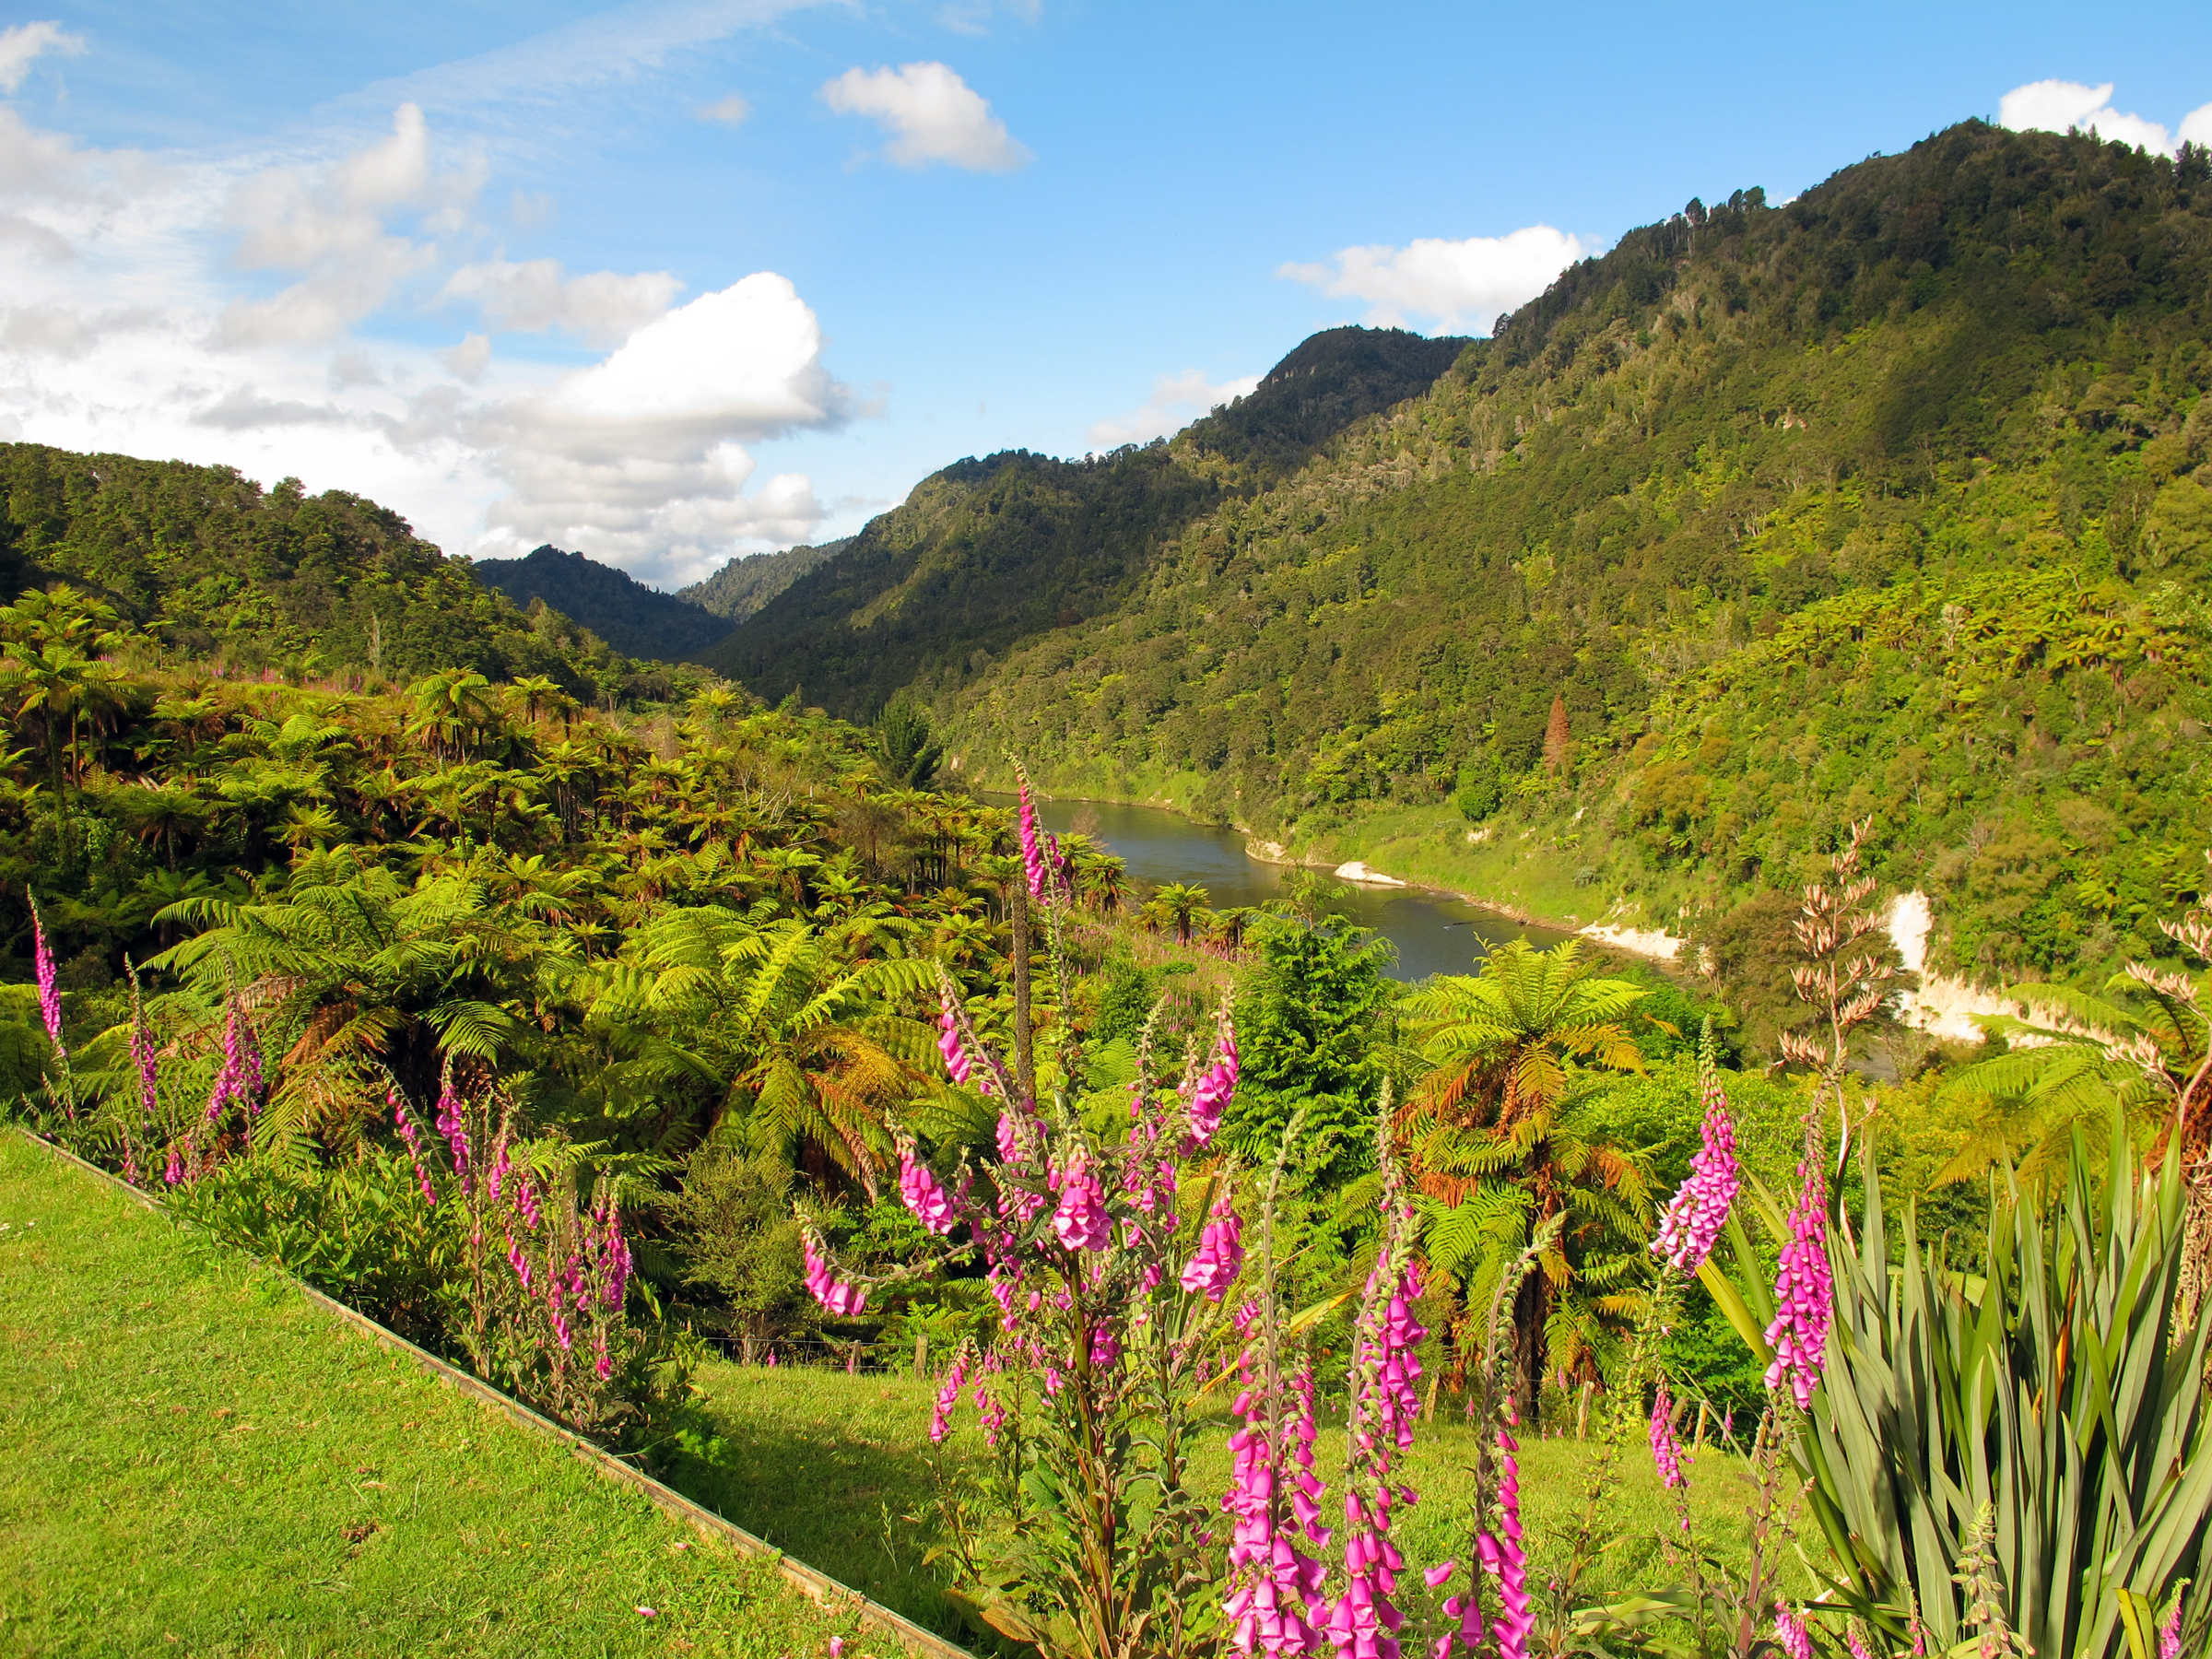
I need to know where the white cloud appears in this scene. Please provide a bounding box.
[0,100,844,592]
[0,105,90,201]
[441,332,491,382]
[1279,225,1585,333]
[216,103,477,348]
[456,274,847,585]
[441,257,681,347]
[821,62,1030,171]
[695,93,749,125]
[1088,368,1261,450]
[0,20,85,94]
[1998,79,2212,157]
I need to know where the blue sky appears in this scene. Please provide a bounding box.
[4,1,2211,586]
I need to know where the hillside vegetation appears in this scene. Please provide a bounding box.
[0,444,665,700]
[701,327,1470,715]
[940,123,2212,987]
[473,544,736,661]
[678,537,848,624]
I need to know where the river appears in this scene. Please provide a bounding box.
[1011,794,1572,982]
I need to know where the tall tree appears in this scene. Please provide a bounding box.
[1541,693,1571,774]
[1402,937,1650,1418]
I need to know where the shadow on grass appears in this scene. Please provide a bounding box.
[656,1363,995,1648]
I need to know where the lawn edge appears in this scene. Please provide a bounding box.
[10,1124,977,1659]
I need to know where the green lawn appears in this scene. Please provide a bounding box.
[3,1124,1808,1657]
[671,1356,1818,1641]
[0,1132,877,1659]
[665,1365,982,1644]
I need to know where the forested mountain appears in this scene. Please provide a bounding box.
[700,326,1471,714]
[677,537,849,623]
[0,444,650,700]
[472,543,734,661]
[940,122,2212,988]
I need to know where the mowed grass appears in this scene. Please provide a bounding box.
[0,1132,883,1659]
[665,1366,982,1644]
[673,1356,1818,1640]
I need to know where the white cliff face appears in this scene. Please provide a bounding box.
[1888,889,1933,974]
[1886,889,2018,1044]
[1332,861,1406,887]
[1578,922,1685,962]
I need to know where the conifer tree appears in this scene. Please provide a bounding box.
[1542,693,1571,774]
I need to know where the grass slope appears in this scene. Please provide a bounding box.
[670,1359,1816,1636]
[0,1132,868,1659]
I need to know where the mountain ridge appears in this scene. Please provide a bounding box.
[677,538,850,624]
[698,324,1475,714]
[471,544,735,662]
[935,121,2212,998]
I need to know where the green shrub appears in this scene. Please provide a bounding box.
[166,1150,465,1347]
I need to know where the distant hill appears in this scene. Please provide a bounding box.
[942,121,2212,995]
[472,545,734,662]
[698,325,1472,714]
[677,538,850,623]
[0,443,631,693]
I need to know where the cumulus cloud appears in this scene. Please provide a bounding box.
[694,93,749,125]
[1088,368,1261,450]
[441,257,680,347]
[459,274,847,585]
[0,99,845,590]
[1279,225,1585,334]
[441,332,491,382]
[1999,79,2212,157]
[0,105,90,201]
[0,20,85,94]
[217,103,477,348]
[821,62,1030,171]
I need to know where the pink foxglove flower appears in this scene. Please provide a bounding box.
[1476,1417,1532,1659]
[2161,1584,2187,1659]
[1771,1606,1814,1659]
[1220,1364,1327,1657]
[1648,1381,1687,1489]
[1184,1021,1239,1152]
[433,1076,470,1183]
[899,1147,959,1235]
[1763,1151,1832,1409]
[930,1349,971,1443]
[937,986,973,1085]
[164,1141,184,1185]
[1652,1063,1738,1273]
[1052,1153,1112,1252]
[1018,781,1046,901]
[1845,1620,1878,1659]
[206,999,260,1124]
[30,896,63,1050]
[802,1233,868,1316]
[390,1087,437,1206]
[1179,1185,1243,1301]
[130,979,159,1124]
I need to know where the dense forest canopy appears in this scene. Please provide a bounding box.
[700,326,1474,715]
[939,123,2212,987]
[0,442,665,703]
[471,543,736,661]
[677,536,848,624]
